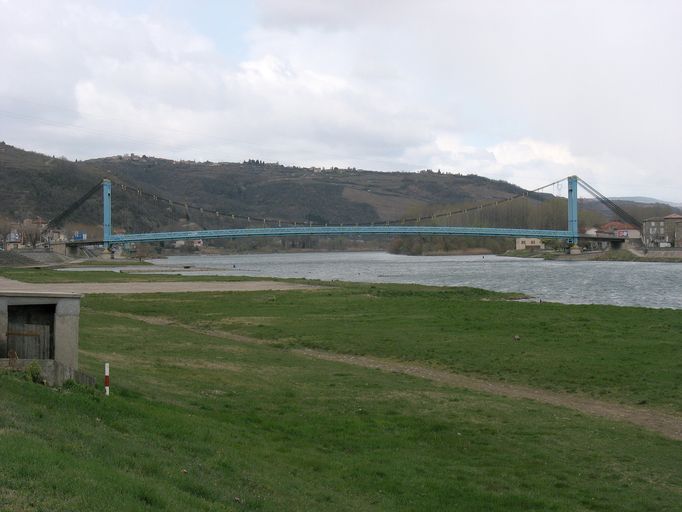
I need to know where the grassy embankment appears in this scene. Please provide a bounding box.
[505,248,682,263]
[592,250,682,263]
[1,276,682,510]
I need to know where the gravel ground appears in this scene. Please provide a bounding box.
[0,251,36,267]
[0,277,317,295]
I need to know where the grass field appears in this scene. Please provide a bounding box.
[1,279,681,510]
[86,283,682,413]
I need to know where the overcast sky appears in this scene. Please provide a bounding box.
[1,0,680,201]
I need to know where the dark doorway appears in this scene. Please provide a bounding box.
[4,304,55,359]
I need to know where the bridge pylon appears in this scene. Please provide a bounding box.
[103,179,112,249]
[567,175,579,245]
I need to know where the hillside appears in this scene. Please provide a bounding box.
[1,142,677,241]
[1,142,532,233]
[0,143,105,223]
[87,154,528,227]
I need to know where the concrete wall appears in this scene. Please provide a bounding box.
[643,249,682,258]
[54,298,80,369]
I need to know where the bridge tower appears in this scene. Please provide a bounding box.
[102,179,112,250]
[567,175,579,245]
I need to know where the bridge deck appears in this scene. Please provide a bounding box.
[66,225,625,245]
[106,226,573,243]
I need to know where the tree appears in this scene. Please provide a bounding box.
[20,223,42,248]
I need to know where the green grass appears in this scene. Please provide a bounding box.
[85,283,682,413]
[1,297,682,511]
[593,250,682,263]
[0,267,259,283]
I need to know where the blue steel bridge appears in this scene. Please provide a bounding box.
[50,175,639,248]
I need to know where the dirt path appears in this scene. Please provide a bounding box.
[294,349,682,442]
[0,277,317,294]
[98,311,682,441]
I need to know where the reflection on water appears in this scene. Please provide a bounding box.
[136,252,682,309]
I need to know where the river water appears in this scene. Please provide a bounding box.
[139,252,682,309]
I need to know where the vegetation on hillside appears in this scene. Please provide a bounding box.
[3,141,680,255]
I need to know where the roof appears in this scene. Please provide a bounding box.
[600,221,638,231]
[645,213,682,222]
[0,291,82,299]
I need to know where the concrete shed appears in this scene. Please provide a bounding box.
[0,292,92,386]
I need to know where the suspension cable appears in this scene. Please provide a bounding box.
[577,178,642,229]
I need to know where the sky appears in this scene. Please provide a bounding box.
[0,0,681,201]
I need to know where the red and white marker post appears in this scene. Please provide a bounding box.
[104,363,110,396]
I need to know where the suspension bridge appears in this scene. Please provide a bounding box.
[46,175,640,249]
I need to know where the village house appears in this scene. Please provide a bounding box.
[641,213,682,248]
[515,238,545,251]
[596,221,641,240]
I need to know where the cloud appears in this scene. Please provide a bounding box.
[0,0,681,201]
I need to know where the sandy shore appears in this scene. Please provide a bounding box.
[0,277,317,295]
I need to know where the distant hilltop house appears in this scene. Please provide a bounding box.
[642,213,682,248]
[515,238,545,251]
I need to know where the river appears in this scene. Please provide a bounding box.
[135,252,682,309]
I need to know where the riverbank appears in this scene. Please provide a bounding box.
[2,279,681,510]
[7,250,682,308]
[506,248,682,263]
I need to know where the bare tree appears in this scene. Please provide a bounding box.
[0,218,11,241]
[20,223,42,248]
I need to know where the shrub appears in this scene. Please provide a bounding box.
[24,361,42,384]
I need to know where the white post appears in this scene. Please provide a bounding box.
[104,363,110,396]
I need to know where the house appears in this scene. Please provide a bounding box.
[45,229,67,243]
[596,221,641,239]
[0,292,93,386]
[5,230,24,251]
[515,238,545,251]
[642,214,682,248]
